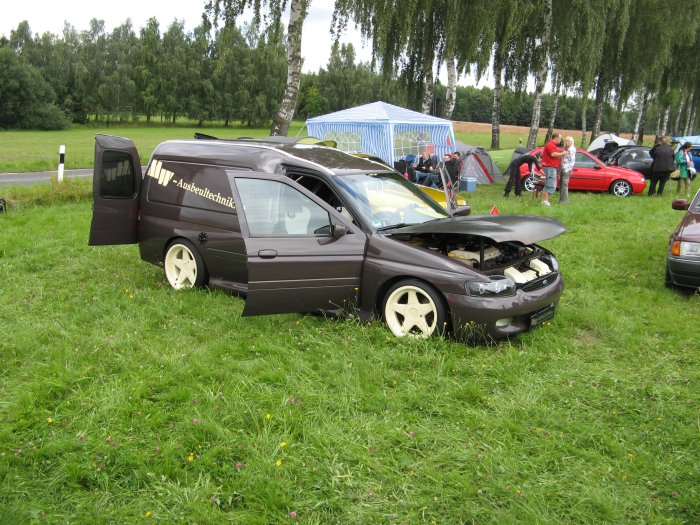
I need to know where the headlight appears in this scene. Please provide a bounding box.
[680,241,700,257]
[466,276,516,297]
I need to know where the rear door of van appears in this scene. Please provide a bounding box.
[88,134,142,245]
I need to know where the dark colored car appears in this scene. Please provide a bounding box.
[667,189,700,289]
[605,146,653,179]
[89,134,566,341]
[520,148,647,196]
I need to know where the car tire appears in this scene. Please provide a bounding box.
[382,279,447,339]
[610,180,632,197]
[522,174,538,192]
[164,239,208,290]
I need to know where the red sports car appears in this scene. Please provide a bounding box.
[519,148,647,197]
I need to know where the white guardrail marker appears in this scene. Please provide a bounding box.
[58,144,65,182]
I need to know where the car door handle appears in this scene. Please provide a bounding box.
[258,249,277,259]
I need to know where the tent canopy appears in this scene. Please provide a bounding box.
[305,101,457,165]
[673,135,700,144]
[587,133,635,152]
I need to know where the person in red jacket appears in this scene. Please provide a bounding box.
[540,132,568,206]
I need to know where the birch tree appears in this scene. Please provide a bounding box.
[207,0,309,136]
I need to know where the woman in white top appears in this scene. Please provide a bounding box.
[559,136,576,203]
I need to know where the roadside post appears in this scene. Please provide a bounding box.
[58,145,65,182]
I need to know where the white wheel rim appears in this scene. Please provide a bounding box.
[385,285,438,338]
[165,244,198,289]
[524,176,536,192]
[613,181,630,196]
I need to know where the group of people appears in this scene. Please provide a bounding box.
[414,149,461,188]
[503,132,576,206]
[648,137,695,197]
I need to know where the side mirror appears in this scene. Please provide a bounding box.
[332,223,348,239]
[672,198,689,211]
[453,205,471,217]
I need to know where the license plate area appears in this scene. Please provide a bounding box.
[530,305,555,327]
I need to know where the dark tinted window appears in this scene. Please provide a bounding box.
[146,162,237,215]
[100,150,135,198]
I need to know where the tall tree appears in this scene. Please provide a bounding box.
[526,0,552,149]
[206,0,310,136]
[490,0,522,150]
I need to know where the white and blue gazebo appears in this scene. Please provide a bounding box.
[305,101,457,165]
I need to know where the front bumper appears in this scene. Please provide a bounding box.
[444,271,565,341]
[667,255,700,288]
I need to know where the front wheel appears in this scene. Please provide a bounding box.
[522,174,538,192]
[382,279,447,338]
[164,239,208,289]
[610,180,632,197]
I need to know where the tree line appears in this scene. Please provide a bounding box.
[2,0,699,148]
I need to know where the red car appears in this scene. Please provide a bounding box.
[519,148,647,197]
[667,189,700,289]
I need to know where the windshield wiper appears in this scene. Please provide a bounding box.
[375,223,411,231]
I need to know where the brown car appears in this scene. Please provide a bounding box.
[89,134,566,341]
[667,189,700,289]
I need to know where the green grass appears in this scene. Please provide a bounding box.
[0,123,308,174]
[1,181,698,523]
[0,124,522,175]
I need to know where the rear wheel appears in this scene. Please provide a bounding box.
[610,180,632,197]
[522,174,538,192]
[164,239,208,289]
[382,279,447,339]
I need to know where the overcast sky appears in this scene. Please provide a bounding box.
[1,0,374,73]
[2,0,491,86]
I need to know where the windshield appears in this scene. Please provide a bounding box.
[334,172,449,230]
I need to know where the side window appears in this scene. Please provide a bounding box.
[575,152,598,168]
[286,173,356,224]
[235,179,332,236]
[100,150,135,198]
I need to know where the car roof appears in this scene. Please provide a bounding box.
[151,139,394,176]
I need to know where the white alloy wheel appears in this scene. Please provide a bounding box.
[522,174,538,192]
[164,241,206,289]
[611,180,632,197]
[383,281,446,338]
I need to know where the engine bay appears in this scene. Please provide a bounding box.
[397,232,556,284]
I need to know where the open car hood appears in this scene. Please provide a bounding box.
[388,215,566,244]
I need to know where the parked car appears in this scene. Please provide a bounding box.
[605,146,653,179]
[666,189,700,289]
[520,147,647,196]
[89,134,566,341]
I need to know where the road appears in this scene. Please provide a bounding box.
[0,168,93,185]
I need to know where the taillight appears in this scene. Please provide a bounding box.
[671,240,681,256]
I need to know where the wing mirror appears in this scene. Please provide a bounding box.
[332,223,348,239]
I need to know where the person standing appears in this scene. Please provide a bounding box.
[540,132,567,206]
[648,136,675,196]
[503,153,541,197]
[675,141,693,197]
[559,136,576,203]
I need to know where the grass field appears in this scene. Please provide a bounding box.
[0,122,540,175]
[1,172,698,523]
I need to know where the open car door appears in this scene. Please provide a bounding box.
[88,134,142,246]
[232,174,367,316]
